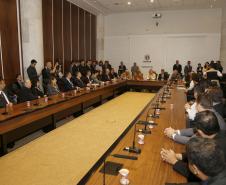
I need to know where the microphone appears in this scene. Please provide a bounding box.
[124,123,141,154]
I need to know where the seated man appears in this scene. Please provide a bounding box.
[158,69,169,81]
[161,111,226,182]
[206,86,224,117]
[81,70,92,85]
[110,68,118,79]
[164,93,226,144]
[31,80,44,97]
[62,72,75,92]
[72,71,86,88]
[17,79,38,103]
[101,69,111,82]
[0,78,13,108]
[164,137,226,185]
[10,74,25,94]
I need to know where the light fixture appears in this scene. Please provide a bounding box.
[150,0,154,3]
[127,1,131,5]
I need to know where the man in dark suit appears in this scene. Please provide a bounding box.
[72,61,80,76]
[10,74,24,94]
[101,69,111,82]
[184,61,193,81]
[71,72,86,88]
[42,61,58,93]
[0,78,12,108]
[79,60,87,76]
[158,69,169,81]
[173,60,182,75]
[165,137,226,185]
[118,61,127,76]
[81,70,92,85]
[161,111,226,182]
[62,72,75,92]
[27,59,39,87]
[17,79,38,103]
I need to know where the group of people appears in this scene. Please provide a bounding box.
[161,79,226,184]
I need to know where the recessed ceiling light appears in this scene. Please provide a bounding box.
[150,0,154,3]
[127,1,131,5]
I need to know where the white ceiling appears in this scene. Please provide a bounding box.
[83,0,226,14]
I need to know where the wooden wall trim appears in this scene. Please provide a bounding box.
[42,0,97,71]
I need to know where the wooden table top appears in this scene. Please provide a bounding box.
[86,87,187,185]
[0,92,155,185]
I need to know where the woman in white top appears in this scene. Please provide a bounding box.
[185,85,204,120]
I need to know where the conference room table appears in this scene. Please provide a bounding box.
[85,85,187,185]
[0,80,166,155]
[0,81,187,185]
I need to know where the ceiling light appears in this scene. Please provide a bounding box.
[127,1,131,5]
[150,0,154,3]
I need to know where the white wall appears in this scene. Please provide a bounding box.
[20,0,44,79]
[104,9,222,74]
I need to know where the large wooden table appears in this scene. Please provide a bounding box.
[0,80,166,155]
[85,86,187,185]
[0,81,186,185]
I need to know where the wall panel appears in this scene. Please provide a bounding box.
[42,0,53,64]
[79,8,85,60]
[71,4,79,62]
[63,0,71,72]
[91,14,96,60]
[53,0,63,63]
[85,11,91,60]
[0,0,21,84]
[42,0,96,72]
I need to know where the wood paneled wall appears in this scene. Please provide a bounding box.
[42,0,97,72]
[0,0,21,84]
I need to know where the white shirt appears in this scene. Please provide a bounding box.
[186,102,197,121]
[187,80,195,91]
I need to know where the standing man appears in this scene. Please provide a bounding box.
[131,63,139,78]
[173,60,182,75]
[42,61,58,93]
[184,61,192,81]
[118,61,126,76]
[27,59,39,87]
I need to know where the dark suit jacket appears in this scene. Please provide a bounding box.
[101,74,111,82]
[72,65,79,76]
[62,78,74,92]
[110,72,118,79]
[17,87,38,103]
[72,77,86,88]
[79,65,87,76]
[11,81,24,94]
[31,87,44,97]
[42,67,51,85]
[27,66,38,84]
[166,169,226,185]
[0,91,10,108]
[184,65,192,76]
[213,103,224,118]
[158,72,169,81]
[118,65,126,76]
[173,131,226,182]
[81,76,91,85]
[173,64,182,74]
